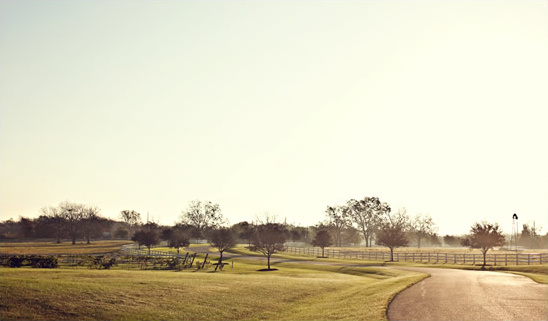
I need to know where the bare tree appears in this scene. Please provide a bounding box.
[180,200,226,239]
[40,206,65,243]
[251,223,287,270]
[80,206,104,244]
[375,209,410,261]
[346,197,390,247]
[311,227,332,257]
[410,213,436,248]
[462,222,505,269]
[58,202,87,245]
[119,210,142,239]
[325,205,349,247]
[209,227,237,268]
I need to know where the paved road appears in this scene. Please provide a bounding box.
[387,267,548,321]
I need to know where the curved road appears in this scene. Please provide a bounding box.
[387,267,548,321]
[190,247,548,320]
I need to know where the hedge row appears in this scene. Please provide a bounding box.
[0,255,58,268]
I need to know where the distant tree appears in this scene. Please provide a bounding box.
[427,233,442,247]
[59,202,87,245]
[119,210,142,239]
[519,223,541,249]
[114,227,129,239]
[461,222,506,269]
[179,200,226,239]
[132,228,160,254]
[311,227,332,257]
[251,223,287,270]
[346,197,390,247]
[443,235,463,247]
[40,207,66,243]
[209,227,237,268]
[165,227,191,254]
[289,226,308,243]
[341,226,361,246]
[410,214,436,248]
[80,207,104,244]
[375,209,410,261]
[325,205,349,247]
[232,221,255,246]
[18,217,35,239]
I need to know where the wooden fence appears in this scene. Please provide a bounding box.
[284,247,548,266]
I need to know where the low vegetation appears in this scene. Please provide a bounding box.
[0,240,132,255]
[0,260,426,321]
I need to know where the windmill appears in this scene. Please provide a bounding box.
[511,213,518,251]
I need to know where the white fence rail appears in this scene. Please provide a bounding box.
[284,247,548,265]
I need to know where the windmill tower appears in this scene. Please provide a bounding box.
[511,213,519,251]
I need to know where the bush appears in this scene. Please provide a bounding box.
[0,255,58,268]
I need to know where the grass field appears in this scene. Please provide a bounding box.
[1,241,546,320]
[0,261,426,320]
[0,240,133,255]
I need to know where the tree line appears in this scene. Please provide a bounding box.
[1,197,546,255]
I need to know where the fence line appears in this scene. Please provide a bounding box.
[284,247,548,266]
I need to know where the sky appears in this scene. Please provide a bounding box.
[1,0,547,236]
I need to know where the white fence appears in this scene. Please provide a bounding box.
[284,247,548,265]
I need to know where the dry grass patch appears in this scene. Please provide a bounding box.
[0,240,133,255]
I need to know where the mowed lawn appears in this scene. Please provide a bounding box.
[0,240,133,255]
[0,262,426,320]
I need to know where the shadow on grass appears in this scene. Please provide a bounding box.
[257,268,279,272]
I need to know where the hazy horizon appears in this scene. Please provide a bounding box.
[1,0,547,236]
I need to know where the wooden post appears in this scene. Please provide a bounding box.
[516,253,519,265]
[202,253,208,269]
[528,254,530,265]
[190,253,196,266]
[454,254,456,264]
[494,254,497,266]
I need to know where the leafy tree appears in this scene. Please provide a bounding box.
[341,226,361,246]
[519,223,541,249]
[311,227,332,257]
[410,214,436,248]
[114,227,129,239]
[209,227,237,267]
[251,223,287,270]
[346,197,391,247]
[461,222,506,269]
[132,228,160,254]
[443,235,463,247]
[232,221,255,246]
[179,200,226,239]
[18,217,35,239]
[166,227,191,254]
[119,210,142,239]
[375,209,410,261]
[325,205,349,247]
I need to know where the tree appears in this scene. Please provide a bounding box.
[251,223,287,270]
[461,222,506,269]
[346,197,390,247]
[375,209,410,261]
[325,205,349,247]
[165,227,191,254]
[80,207,104,244]
[443,235,463,247]
[232,221,255,246]
[114,227,129,239]
[519,223,541,249]
[59,202,88,245]
[18,217,35,239]
[410,214,436,248]
[209,227,237,268]
[311,227,332,257]
[119,210,142,239]
[179,200,226,239]
[132,227,160,255]
[40,207,66,243]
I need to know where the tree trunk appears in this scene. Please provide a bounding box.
[390,247,394,261]
[482,249,487,269]
[219,251,224,265]
[267,254,271,270]
[321,247,325,257]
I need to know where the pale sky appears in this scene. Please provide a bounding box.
[1,0,546,236]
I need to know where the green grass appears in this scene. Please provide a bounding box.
[0,261,426,320]
[0,240,133,255]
